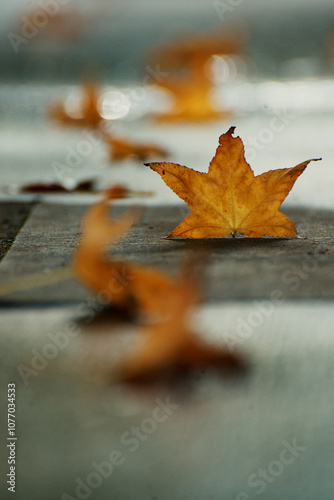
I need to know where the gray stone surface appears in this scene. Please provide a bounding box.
[0,202,333,303]
[0,201,334,500]
[0,303,334,500]
[0,202,34,262]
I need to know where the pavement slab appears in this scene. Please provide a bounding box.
[1,303,334,500]
[0,202,34,262]
[0,202,333,303]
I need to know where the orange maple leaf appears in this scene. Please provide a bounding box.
[114,276,241,383]
[148,29,243,72]
[146,127,321,238]
[148,30,243,123]
[21,178,95,193]
[152,69,230,123]
[105,136,168,162]
[73,199,242,381]
[104,184,154,199]
[73,199,178,314]
[50,82,102,128]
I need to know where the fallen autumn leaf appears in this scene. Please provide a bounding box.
[74,198,243,382]
[146,127,321,238]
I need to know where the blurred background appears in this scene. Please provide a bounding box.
[1,0,334,206]
[2,0,334,82]
[1,0,334,200]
